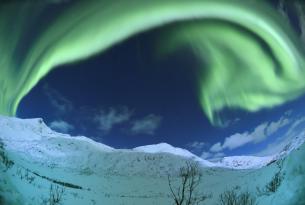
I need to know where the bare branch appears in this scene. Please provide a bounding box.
[167,161,210,205]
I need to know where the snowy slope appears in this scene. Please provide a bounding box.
[0,116,305,205]
[214,156,275,169]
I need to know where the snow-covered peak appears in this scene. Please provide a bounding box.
[133,143,216,167]
[133,143,195,158]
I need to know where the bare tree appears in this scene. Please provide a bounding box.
[168,161,209,205]
[49,184,65,205]
[219,190,257,205]
[219,190,237,205]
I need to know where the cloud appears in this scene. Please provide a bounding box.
[209,115,291,152]
[284,109,293,116]
[94,106,133,133]
[210,142,223,152]
[187,141,207,154]
[265,116,290,137]
[130,114,162,135]
[222,132,253,150]
[201,151,225,160]
[93,106,162,136]
[251,122,269,143]
[49,120,74,133]
[43,84,73,114]
[221,118,241,128]
[254,116,305,156]
[201,152,212,159]
[187,141,206,151]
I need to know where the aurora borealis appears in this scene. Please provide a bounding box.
[1,0,305,125]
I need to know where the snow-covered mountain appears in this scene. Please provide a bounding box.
[0,116,305,205]
[0,115,278,170]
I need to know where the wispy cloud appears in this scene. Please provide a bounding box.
[221,118,241,128]
[201,150,225,160]
[90,106,162,136]
[43,84,73,114]
[49,120,74,133]
[265,116,290,137]
[209,115,291,152]
[130,114,162,135]
[94,106,133,133]
[254,116,305,156]
[201,151,213,160]
[210,142,223,152]
[187,141,206,151]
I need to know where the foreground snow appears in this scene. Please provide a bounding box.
[0,116,305,205]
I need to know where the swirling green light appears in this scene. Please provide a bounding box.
[0,0,304,125]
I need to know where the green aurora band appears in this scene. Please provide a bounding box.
[1,0,305,125]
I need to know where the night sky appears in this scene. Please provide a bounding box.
[16,0,305,160]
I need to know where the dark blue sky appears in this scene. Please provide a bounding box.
[17,0,305,160]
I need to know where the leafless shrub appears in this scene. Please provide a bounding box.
[219,190,257,205]
[0,140,14,170]
[48,184,65,205]
[238,191,257,205]
[167,161,210,205]
[257,171,283,196]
